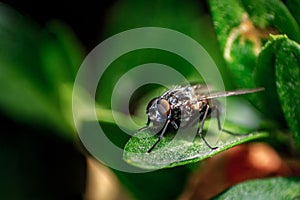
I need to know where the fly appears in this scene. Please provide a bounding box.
[134,84,264,153]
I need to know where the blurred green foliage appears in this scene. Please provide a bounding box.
[0,3,84,139]
[209,0,300,197]
[0,2,86,199]
[0,0,300,199]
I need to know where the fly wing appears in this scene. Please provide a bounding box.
[191,84,213,96]
[197,87,264,100]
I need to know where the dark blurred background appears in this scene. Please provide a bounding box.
[1,0,116,50]
[0,1,116,199]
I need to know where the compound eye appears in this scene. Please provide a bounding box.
[157,98,170,117]
[146,97,158,113]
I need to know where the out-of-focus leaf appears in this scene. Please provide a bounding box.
[241,0,300,42]
[0,3,61,127]
[209,0,260,89]
[40,20,85,86]
[285,0,300,27]
[208,0,300,90]
[0,3,84,139]
[212,177,300,199]
[40,21,86,134]
[256,35,300,149]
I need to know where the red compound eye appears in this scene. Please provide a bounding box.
[157,98,170,117]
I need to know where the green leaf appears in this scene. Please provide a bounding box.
[212,177,300,199]
[40,20,85,86]
[123,121,268,170]
[256,35,300,149]
[40,21,86,135]
[0,3,84,139]
[0,3,61,126]
[241,0,300,42]
[208,0,262,89]
[275,36,300,149]
[209,1,300,143]
[285,0,300,28]
[208,0,300,90]
[255,35,285,122]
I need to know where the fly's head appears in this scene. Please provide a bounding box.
[146,97,171,130]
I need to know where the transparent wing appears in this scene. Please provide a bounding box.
[191,84,212,96]
[197,87,264,100]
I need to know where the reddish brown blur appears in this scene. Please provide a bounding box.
[179,143,300,200]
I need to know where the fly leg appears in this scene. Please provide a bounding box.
[197,104,218,150]
[216,106,249,136]
[147,119,171,153]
